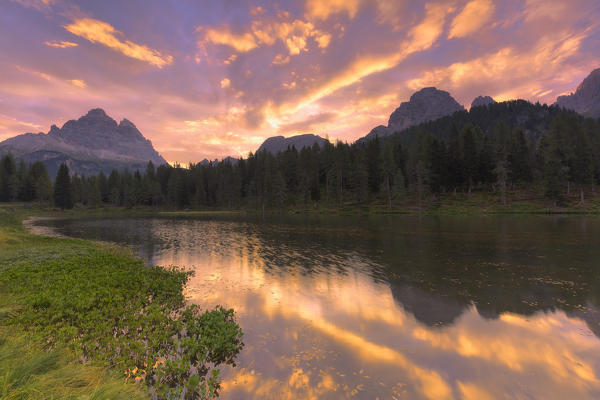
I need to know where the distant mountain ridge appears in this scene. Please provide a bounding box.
[357,68,600,145]
[0,108,166,177]
[555,68,600,118]
[471,96,497,108]
[360,87,465,143]
[257,133,328,154]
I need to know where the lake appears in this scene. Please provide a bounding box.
[35,214,600,399]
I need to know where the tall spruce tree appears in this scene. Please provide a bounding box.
[54,163,73,209]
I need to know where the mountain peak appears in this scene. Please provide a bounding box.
[555,68,600,118]
[257,133,328,154]
[119,118,136,128]
[471,96,497,108]
[85,108,108,118]
[387,87,465,132]
[0,109,166,177]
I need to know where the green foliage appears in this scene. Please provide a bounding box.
[0,214,243,399]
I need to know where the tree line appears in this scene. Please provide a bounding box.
[1,103,599,210]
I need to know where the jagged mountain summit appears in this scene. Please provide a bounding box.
[360,87,465,142]
[388,87,465,131]
[257,133,328,154]
[555,68,600,118]
[0,108,166,177]
[471,96,497,108]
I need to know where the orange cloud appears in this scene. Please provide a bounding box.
[524,0,571,21]
[305,0,361,20]
[0,114,43,139]
[275,2,452,116]
[68,79,86,88]
[457,381,495,400]
[220,78,231,88]
[448,0,495,39]
[202,27,258,52]
[271,54,290,66]
[200,17,331,56]
[64,18,173,68]
[407,28,592,104]
[405,2,453,53]
[43,40,78,48]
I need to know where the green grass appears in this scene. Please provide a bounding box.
[0,206,243,399]
[159,210,243,217]
[282,187,600,216]
[0,325,145,399]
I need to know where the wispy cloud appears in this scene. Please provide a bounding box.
[43,40,78,48]
[67,79,86,88]
[64,18,173,68]
[305,0,361,20]
[272,2,453,117]
[407,29,595,104]
[199,15,332,57]
[277,112,336,133]
[448,0,495,39]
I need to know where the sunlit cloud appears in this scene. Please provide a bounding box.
[524,0,571,22]
[407,28,594,105]
[43,40,78,48]
[277,111,336,133]
[64,18,173,68]
[220,78,231,88]
[273,2,452,117]
[9,0,54,11]
[305,0,362,20]
[457,382,495,400]
[448,0,495,39]
[200,27,258,53]
[271,54,290,66]
[67,79,86,88]
[0,114,43,140]
[199,15,332,57]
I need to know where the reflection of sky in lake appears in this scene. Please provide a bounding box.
[38,216,600,399]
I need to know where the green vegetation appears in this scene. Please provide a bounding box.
[0,326,146,399]
[0,206,243,399]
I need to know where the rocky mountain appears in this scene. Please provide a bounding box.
[471,95,497,108]
[555,68,600,118]
[0,108,166,177]
[221,156,239,165]
[257,133,328,154]
[360,87,465,142]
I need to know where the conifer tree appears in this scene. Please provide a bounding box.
[54,163,73,209]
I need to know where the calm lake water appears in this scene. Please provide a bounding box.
[37,215,600,399]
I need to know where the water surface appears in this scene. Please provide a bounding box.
[38,215,600,399]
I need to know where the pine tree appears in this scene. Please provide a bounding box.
[53,163,73,209]
[29,161,51,202]
[0,154,18,202]
[380,144,396,208]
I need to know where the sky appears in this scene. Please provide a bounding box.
[1,0,599,163]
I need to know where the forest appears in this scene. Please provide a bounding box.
[1,101,599,210]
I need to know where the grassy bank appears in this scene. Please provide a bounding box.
[280,188,600,216]
[0,206,243,399]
